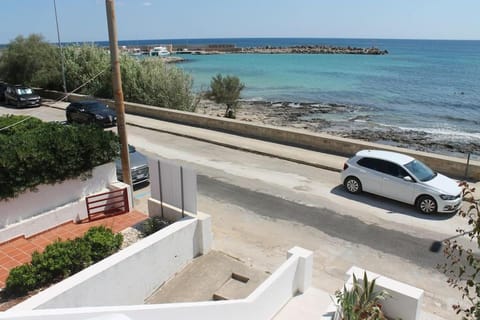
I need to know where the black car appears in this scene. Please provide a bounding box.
[66,101,117,127]
[0,82,8,102]
[115,145,150,185]
[4,85,41,107]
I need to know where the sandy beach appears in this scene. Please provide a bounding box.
[196,98,480,160]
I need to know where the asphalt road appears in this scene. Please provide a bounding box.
[197,174,445,269]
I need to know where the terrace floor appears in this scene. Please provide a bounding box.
[0,210,147,288]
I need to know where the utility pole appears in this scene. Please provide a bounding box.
[53,0,67,93]
[105,0,133,191]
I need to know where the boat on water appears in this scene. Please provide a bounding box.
[149,46,170,57]
[175,48,193,54]
[128,48,143,57]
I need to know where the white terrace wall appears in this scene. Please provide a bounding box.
[345,266,424,320]
[0,163,118,243]
[2,247,312,320]
[10,212,212,311]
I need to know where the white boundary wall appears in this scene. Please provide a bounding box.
[0,163,128,243]
[3,247,312,320]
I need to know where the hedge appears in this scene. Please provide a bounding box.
[3,226,123,298]
[0,115,119,200]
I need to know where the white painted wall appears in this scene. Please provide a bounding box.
[2,247,312,320]
[0,162,116,228]
[0,163,132,243]
[11,213,212,311]
[0,199,85,243]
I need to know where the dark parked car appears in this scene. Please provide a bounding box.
[66,101,117,127]
[4,85,41,107]
[115,145,150,185]
[0,82,8,102]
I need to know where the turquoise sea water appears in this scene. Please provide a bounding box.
[115,38,480,140]
[167,38,480,139]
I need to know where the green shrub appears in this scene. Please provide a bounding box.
[206,74,244,118]
[124,58,197,112]
[83,226,123,262]
[334,271,390,320]
[32,239,92,286]
[3,226,122,298]
[141,216,170,237]
[0,34,61,89]
[0,116,119,200]
[62,44,111,96]
[3,264,37,297]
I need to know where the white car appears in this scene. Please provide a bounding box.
[340,150,462,214]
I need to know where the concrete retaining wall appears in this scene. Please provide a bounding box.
[4,247,312,320]
[39,90,480,180]
[0,163,119,242]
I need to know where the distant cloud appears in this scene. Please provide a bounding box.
[143,2,152,6]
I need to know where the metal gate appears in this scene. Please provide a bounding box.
[85,188,129,221]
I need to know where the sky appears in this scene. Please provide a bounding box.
[1,0,480,44]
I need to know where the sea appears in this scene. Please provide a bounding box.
[110,38,480,146]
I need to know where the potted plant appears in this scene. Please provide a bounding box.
[334,271,391,320]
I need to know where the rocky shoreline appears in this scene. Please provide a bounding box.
[196,99,480,160]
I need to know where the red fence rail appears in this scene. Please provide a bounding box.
[85,188,129,221]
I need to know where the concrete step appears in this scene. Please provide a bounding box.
[213,273,254,300]
[273,287,335,320]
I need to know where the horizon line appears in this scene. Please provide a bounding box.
[2,36,480,46]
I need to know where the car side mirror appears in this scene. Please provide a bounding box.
[403,176,413,182]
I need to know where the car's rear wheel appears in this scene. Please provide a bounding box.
[344,176,362,194]
[417,195,437,214]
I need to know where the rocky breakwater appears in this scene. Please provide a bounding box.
[241,45,388,55]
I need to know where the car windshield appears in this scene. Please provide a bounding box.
[404,160,437,181]
[84,103,108,112]
[16,88,33,95]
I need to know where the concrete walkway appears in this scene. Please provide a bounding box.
[125,112,347,173]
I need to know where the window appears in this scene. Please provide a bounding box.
[404,160,436,181]
[358,157,409,178]
[383,161,409,178]
[357,157,382,171]
[16,88,33,95]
